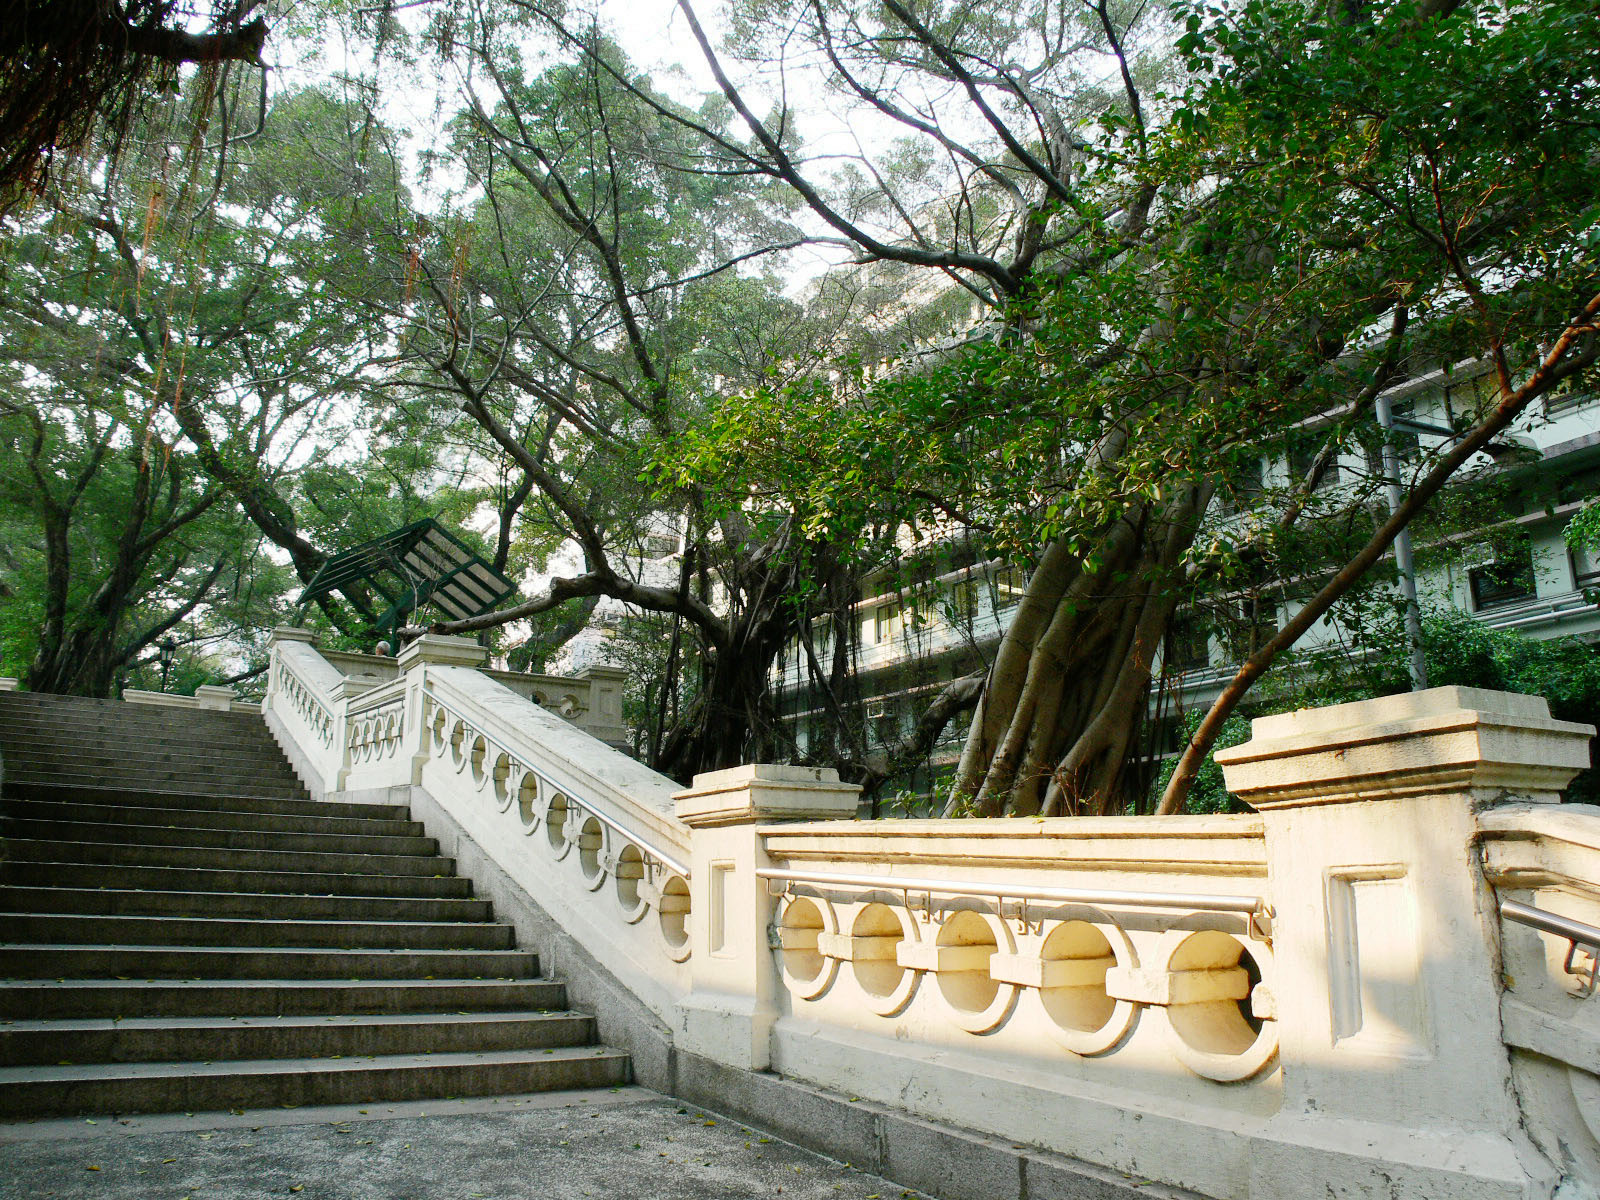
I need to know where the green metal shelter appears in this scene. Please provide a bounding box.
[295,518,518,632]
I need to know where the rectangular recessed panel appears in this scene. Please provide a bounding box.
[1326,867,1431,1057]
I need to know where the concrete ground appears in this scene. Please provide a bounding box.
[0,1087,936,1200]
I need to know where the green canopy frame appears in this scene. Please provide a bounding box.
[295,518,518,633]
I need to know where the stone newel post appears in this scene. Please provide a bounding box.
[397,635,489,784]
[673,765,860,1070]
[1217,686,1594,1200]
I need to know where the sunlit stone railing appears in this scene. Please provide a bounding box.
[263,633,1600,1200]
[1481,801,1600,1186]
[319,647,629,747]
[262,628,693,1018]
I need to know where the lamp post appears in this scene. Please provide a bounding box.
[158,637,177,692]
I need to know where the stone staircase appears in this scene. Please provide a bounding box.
[0,691,629,1117]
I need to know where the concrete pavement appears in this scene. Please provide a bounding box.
[0,1087,936,1200]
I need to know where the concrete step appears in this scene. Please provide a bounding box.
[0,943,539,981]
[0,716,283,747]
[0,912,516,951]
[0,783,405,822]
[0,859,474,900]
[1,838,456,878]
[0,718,279,746]
[0,734,295,764]
[0,1045,631,1117]
[0,757,297,785]
[0,797,424,838]
[0,739,286,764]
[0,732,286,760]
[0,977,568,1020]
[0,695,272,727]
[0,759,301,789]
[1,770,307,798]
[0,886,492,924]
[0,817,438,858]
[0,1010,595,1066]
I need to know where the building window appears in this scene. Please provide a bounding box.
[948,578,980,624]
[993,566,1027,609]
[1545,389,1594,419]
[874,603,895,643]
[1225,595,1279,662]
[1469,558,1535,611]
[1289,433,1341,491]
[1165,614,1210,674]
[1219,456,1266,517]
[1572,543,1600,590]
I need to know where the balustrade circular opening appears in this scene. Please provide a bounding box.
[780,897,826,984]
[492,752,512,808]
[469,734,488,787]
[1040,920,1118,1034]
[1163,929,1277,1082]
[934,910,1001,1014]
[578,816,606,886]
[517,774,541,828]
[851,903,907,999]
[545,792,570,854]
[659,874,690,954]
[614,843,645,915]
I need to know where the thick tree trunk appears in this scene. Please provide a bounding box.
[943,484,1211,817]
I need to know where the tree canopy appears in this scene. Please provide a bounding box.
[1,0,1595,813]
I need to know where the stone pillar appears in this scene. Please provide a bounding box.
[574,664,628,746]
[0,678,19,692]
[672,765,860,1070]
[1217,686,1594,1200]
[193,684,238,711]
[264,627,315,717]
[395,635,488,784]
[396,634,490,672]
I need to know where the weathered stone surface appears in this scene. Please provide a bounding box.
[0,1090,936,1200]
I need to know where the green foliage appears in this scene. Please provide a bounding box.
[1149,713,1253,815]
[1163,607,1600,811]
[1567,504,1600,554]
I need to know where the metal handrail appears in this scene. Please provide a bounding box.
[423,683,690,878]
[757,866,1268,919]
[1501,898,1600,949]
[1501,897,1600,997]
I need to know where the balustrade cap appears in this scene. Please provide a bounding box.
[268,626,318,645]
[1216,686,1595,810]
[397,634,490,671]
[193,685,238,710]
[674,763,861,827]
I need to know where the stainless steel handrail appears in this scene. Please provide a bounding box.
[1501,897,1600,996]
[757,866,1267,918]
[573,794,691,878]
[1502,898,1600,949]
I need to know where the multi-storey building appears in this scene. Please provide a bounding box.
[771,369,1600,808]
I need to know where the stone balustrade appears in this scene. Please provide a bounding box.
[318,647,628,747]
[123,685,261,714]
[261,633,1600,1200]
